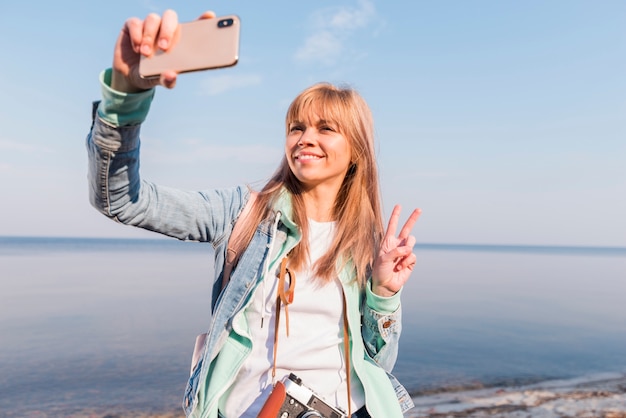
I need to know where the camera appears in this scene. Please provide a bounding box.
[258,373,346,418]
[218,18,234,28]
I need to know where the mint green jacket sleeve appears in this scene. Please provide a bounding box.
[87,68,249,243]
[97,68,155,126]
[361,280,403,372]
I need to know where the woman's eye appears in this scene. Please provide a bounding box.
[320,125,335,132]
[289,125,303,133]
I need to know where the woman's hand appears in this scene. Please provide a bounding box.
[371,205,421,297]
[111,10,216,93]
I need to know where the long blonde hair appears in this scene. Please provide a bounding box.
[230,83,384,286]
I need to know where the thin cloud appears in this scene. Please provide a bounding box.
[295,31,343,66]
[327,0,375,30]
[294,0,377,66]
[200,74,262,96]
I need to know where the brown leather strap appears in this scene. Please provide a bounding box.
[257,380,287,418]
[221,193,257,292]
[342,292,352,418]
[272,294,280,379]
[272,257,295,378]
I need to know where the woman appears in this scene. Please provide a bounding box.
[87,9,420,418]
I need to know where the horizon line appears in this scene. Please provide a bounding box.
[1,235,624,256]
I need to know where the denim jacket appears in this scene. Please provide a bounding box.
[86,69,414,418]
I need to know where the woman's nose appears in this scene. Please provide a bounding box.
[297,127,317,146]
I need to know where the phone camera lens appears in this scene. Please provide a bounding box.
[218,18,234,28]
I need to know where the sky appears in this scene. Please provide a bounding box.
[0,0,624,247]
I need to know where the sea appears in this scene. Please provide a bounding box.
[1,236,625,417]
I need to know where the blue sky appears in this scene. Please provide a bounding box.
[0,0,624,246]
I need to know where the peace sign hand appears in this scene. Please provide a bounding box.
[371,205,421,297]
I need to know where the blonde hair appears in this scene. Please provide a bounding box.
[230,83,384,286]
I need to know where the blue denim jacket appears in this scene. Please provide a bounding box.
[86,70,414,417]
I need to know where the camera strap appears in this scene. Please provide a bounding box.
[271,256,353,417]
[272,256,296,379]
[341,292,352,418]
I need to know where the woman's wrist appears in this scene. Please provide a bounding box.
[98,68,155,127]
[366,281,401,314]
[111,69,149,94]
[371,284,397,298]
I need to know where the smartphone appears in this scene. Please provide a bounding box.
[139,15,240,78]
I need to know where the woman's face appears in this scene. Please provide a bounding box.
[285,114,352,194]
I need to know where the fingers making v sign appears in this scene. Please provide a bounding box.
[371,205,422,297]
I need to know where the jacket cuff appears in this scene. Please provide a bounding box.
[365,280,402,314]
[97,68,155,126]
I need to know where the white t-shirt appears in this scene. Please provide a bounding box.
[222,219,365,417]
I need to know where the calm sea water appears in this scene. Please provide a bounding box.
[0,237,625,416]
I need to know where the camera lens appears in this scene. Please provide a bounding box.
[218,18,234,28]
[300,412,324,418]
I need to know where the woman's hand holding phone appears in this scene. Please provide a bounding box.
[111,10,216,93]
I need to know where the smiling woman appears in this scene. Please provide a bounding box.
[85,8,420,418]
[284,84,363,205]
[286,114,353,200]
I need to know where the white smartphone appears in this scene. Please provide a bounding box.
[139,15,240,78]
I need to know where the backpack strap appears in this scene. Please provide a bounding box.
[221,192,257,291]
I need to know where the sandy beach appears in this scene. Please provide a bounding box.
[407,373,626,418]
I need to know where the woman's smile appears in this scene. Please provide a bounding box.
[294,151,324,161]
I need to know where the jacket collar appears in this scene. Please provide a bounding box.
[272,187,301,241]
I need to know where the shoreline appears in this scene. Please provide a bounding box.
[407,372,626,418]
